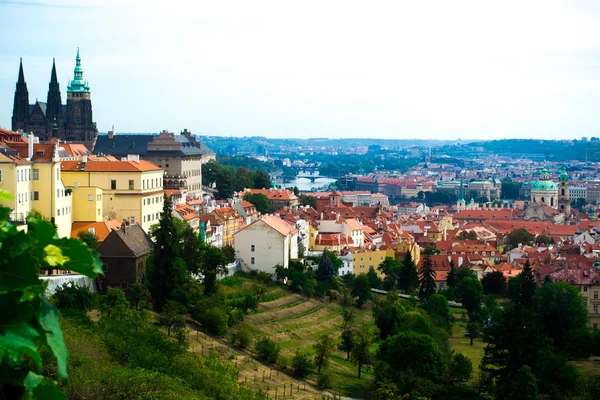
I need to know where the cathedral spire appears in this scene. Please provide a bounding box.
[12,57,30,132]
[67,47,90,93]
[18,57,25,84]
[50,57,58,84]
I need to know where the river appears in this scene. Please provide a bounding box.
[284,171,337,191]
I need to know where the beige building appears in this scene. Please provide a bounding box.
[234,214,298,274]
[0,137,73,237]
[60,157,164,232]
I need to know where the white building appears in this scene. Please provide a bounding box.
[234,214,298,275]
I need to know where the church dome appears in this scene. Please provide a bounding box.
[531,180,557,191]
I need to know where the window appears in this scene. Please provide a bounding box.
[143,180,146,189]
[33,191,39,200]
[584,299,588,307]
[595,324,598,330]
[111,180,116,190]
[129,180,134,190]
[33,169,38,180]
[595,305,599,314]
[88,195,93,201]
[57,209,61,216]
[56,168,59,180]
[251,245,255,252]
[440,282,445,289]
[98,208,101,216]
[57,189,60,198]
[594,291,598,300]
[121,282,128,289]
[251,257,255,265]
[143,216,146,222]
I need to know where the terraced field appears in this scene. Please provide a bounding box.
[243,290,375,398]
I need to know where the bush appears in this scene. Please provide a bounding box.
[317,371,332,388]
[291,350,315,378]
[449,352,472,382]
[255,337,280,363]
[564,328,593,359]
[197,307,229,336]
[52,281,95,311]
[233,325,253,349]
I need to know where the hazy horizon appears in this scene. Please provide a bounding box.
[2,0,600,140]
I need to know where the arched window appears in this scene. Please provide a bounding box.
[561,189,565,196]
[551,197,554,207]
[541,197,545,204]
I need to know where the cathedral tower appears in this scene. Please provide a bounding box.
[66,48,96,141]
[11,58,29,132]
[46,58,64,138]
[558,166,571,221]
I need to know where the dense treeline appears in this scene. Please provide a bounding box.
[471,139,600,161]
[202,159,272,199]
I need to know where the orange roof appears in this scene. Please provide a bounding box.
[71,220,122,242]
[248,188,298,201]
[61,159,161,172]
[260,214,298,236]
[175,204,198,221]
[343,218,363,231]
[213,207,239,220]
[454,210,514,221]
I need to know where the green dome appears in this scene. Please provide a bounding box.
[531,180,557,191]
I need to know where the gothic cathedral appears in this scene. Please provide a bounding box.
[11,48,98,142]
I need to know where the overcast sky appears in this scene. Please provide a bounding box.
[1,0,600,140]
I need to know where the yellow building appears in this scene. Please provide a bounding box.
[61,157,164,232]
[353,247,396,276]
[0,141,73,237]
[211,207,240,247]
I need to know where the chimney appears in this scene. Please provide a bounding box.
[127,154,140,164]
[82,155,88,164]
[108,125,115,139]
[458,256,463,267]
[27,132,34,160]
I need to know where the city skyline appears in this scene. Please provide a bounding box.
[2,0,600,140]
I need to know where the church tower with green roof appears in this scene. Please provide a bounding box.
[66,48,97,141]
[558,166,571,221]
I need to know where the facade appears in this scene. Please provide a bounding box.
[94,129,215,199]
[569,186,587,201]
[234,214,298,274]
[12,50,98,142]
[97,223,153,290]
[246,188,299,209]
[0,136,73,237]
[60,158,164,232]
[211,207,240,247]
[353,248,395,276]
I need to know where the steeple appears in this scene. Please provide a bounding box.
[12,57,30,132]
[458,179,465,202]
[47,57,63,129]
[67,47,90,94]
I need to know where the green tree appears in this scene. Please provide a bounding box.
[157,300,187,336]
[501,365,538,400]
[147,194,188,310]
[77,229,99,251]
[130,282,151,310]
[255,337,280,363]
[222,244,236,263]
[51,282,95,311]
[201,244,228,296]
[466,320,482,346]
[234,166,255,191]
[298,194,317,209]
[351,274,371,307]
[373,290,406,339]
[339,326,356,360]
[446,260,457,288]
[316,250,340,282]
[253,171,271,189]
[377,330,446,382]
[449,352,473,382]
[455,277,483,313]
[418,253,437,301]
[0,190,103,398]
[378,257,401,290]
[398,251,419,294]
[482,271,507,295]
[456,230,477,240]
[366,266,382,289]
[506,228,534,249]
[351,324,378,378]
[292,350,315,378]
[518,258,537,307]
[534,281,588,348]
[423,294,452,332]
[302,277,316,299]
[313,334,335,374]
[243,192,270,214]
[179,221,201,274]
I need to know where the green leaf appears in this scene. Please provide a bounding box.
[0,325,42,372]
[43,245,70,267]
[52,238,103,278]
[0,191,14,202]
[0,231,39,294]
[38,299,68,380]
[24,371,66,400]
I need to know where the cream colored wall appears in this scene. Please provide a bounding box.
[72,186,103,222]
[52,162,73,238]
[235,221,287,273]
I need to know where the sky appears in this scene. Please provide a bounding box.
[1,0,600,140]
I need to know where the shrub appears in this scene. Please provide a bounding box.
[291,350,315,378]
[52,281,95,311]
[564,328,593,359]
[255,337,280,363]
[197,307,229,336]
[233,325,253,349]
[317,371,332,388]
[449,352,472,382]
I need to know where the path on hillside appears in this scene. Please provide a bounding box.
[186,319,363,400]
